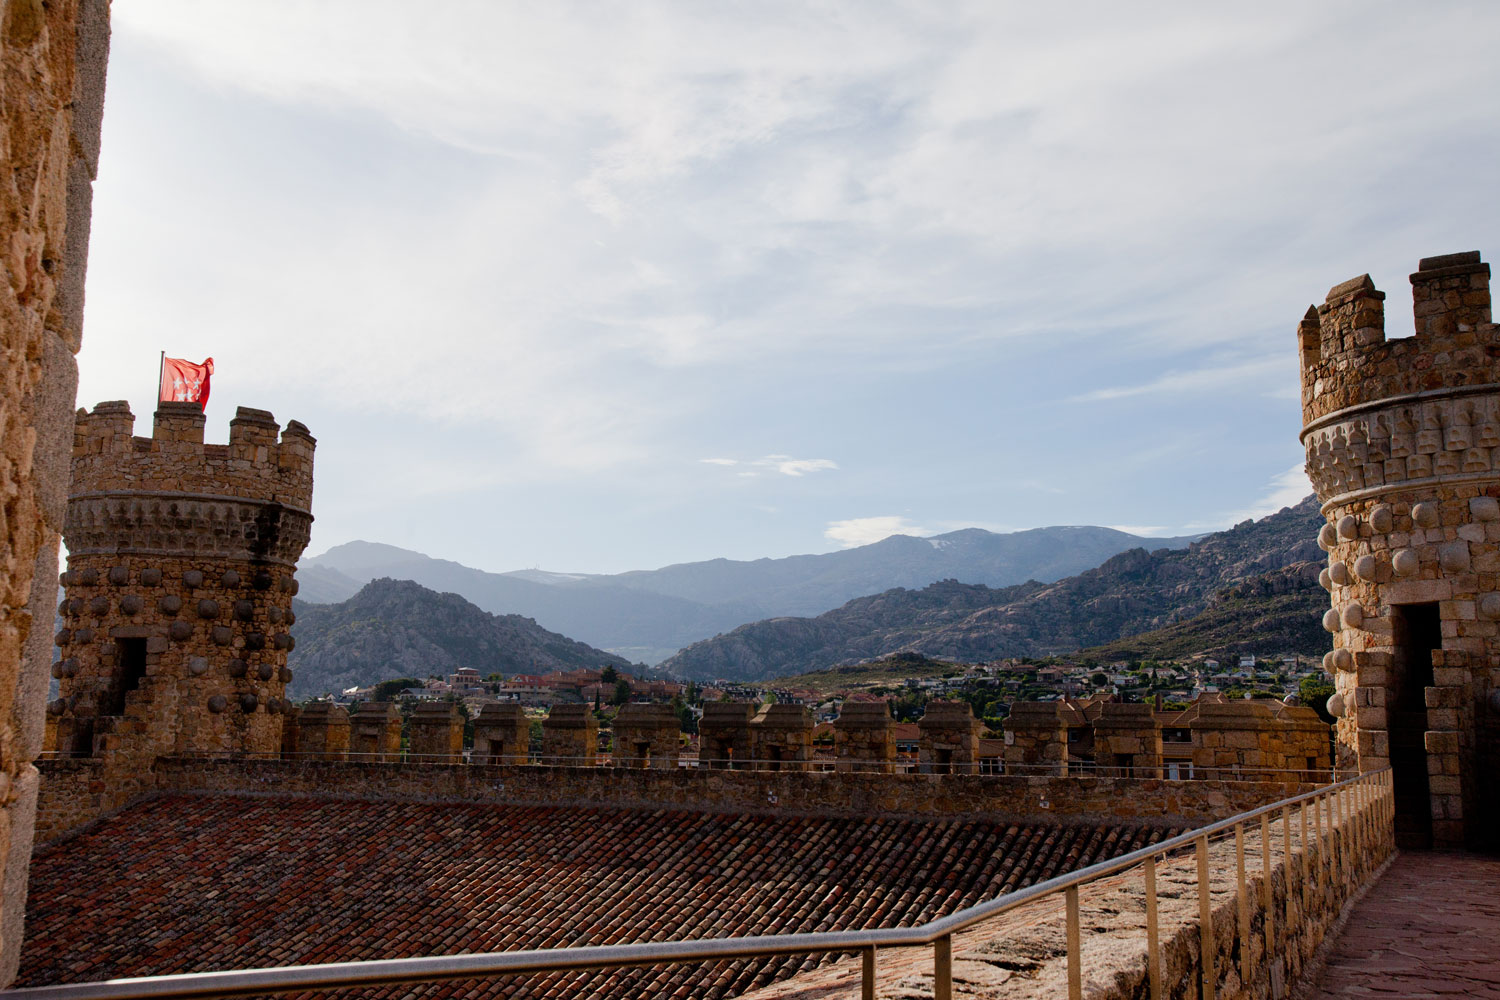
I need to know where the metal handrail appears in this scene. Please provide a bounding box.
[1,767,1392,1000]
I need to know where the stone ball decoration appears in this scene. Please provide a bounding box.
[1342,603,1364,629]
[1332,648,1353,672]
[1472,497,1500,522]
[279,667,293,684]
[227,658,248,679]
[108,566,129,586]
[58,570,72,587]
[188,656,209,677]
[221,570,241,588]
[289,579,299,596]
[1412,502,1439,528]
[1323,608,1342,633]
[244,632,266,651]
[1439,541,1472,573]
[1337,515,1360,540]
[119,594,143,615]
[233,600,255,622]
[1329,561,1351,586]
[1369,505,1393,533]
[265,697,281,715]
[197,599,220,619]
[1480,594,1500,621]
[285,609,296,626]
[88,596,108,615]
[66,597,83,616]
[279,575,293,592]
[1322,650,1336,672]
[76,568,99,586]
[1327,692,1345,718]
[255,663,274,681]
[169,621,194,641]
[1392,548,1419,577]
[74,627,94,644]
[47,699,67,716]
[253,571,273,590]
[53,629,71,647]
[159,594,183,614]
[211,626,233,646]
[140,567,163,586]
[273,633,293,651]
[267,607,283,624]
[208,695,228,713]
[50,661,67,680]
[1353,554,1379,582]
[182,569,204,588]
[1318,568,1333,591]
[1318,523,1337,550]
[239,693,258,713]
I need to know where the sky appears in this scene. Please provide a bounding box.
[74,2,1500,574]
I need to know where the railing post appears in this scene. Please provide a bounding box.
[1261,811,1274,965]
[1236,822,1250,986]
[861,946,876,1000]
[1282,806,1293,932]
[1300,798,1310,915]
[1144,854,1162,1000]
[934,934,953,1000]
[1066,884,1082,1000]
[1197,835,1216,1000]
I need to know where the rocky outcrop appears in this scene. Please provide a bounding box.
[662,498,1325,680]
[287,578,633,697]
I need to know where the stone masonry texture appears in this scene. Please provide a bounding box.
[1300,250,1500,849]
[0,0,110,984]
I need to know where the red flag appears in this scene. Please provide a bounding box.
[160,357,214,410]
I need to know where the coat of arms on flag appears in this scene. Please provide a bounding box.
[159,356,214,410]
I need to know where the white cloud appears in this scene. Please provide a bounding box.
[825,516,931,548]
[699,454,839,477]
[1069,357,1286,403]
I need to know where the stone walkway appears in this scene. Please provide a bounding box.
[1310,851,1500,999]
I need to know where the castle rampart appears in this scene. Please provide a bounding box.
[1299,251,1499,850]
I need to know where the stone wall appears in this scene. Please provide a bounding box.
[1299,251,1500,849]
[613,702,678,769]
[833,702,895,772]
[122,757,1316,831]
[0,0,111,983]
[471,703,528,764]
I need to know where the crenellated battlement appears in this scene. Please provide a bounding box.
[71,401,315,510]
[1299,252,1496,428]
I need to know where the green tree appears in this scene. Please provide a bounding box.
[600,665,620,685]
[610,678,632,705]
[372,677,420,702]
[1089,672,1108,688]
[1299,676,1336,724]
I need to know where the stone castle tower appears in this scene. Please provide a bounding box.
[48,402,314,761]
[1299,250,1498,851]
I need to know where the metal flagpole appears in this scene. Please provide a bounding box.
[157,351,165,404]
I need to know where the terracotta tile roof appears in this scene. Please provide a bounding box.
[19,794,1178,1000]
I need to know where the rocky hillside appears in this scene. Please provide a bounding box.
[286,578,633,698]
[660,497,1325,681]
[299,524,1199,664]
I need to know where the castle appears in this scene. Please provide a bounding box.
[47,401,314,763]
[1298,250,1499,851]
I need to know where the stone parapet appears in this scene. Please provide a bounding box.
[699,702,754,769]
[294,702,349,760]
[472,704,529,764]
[919,700,981,775]
[749,703,814,771]
[348,703,401,762]
[833,702,895,772]
[407,702,463,762]
[541,704,597,764]
[1092,702,1163,777]
[613,703,679,769]
[1003,702,1069,775]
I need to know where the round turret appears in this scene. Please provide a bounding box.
[49,402,315,760]
[1298,251,1497,851]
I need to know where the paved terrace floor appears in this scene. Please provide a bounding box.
[1308,851,1500,1000]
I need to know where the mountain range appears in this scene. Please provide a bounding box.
[659,497,1325,680]
[299,525,1199,664]
[286,578,633,699]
